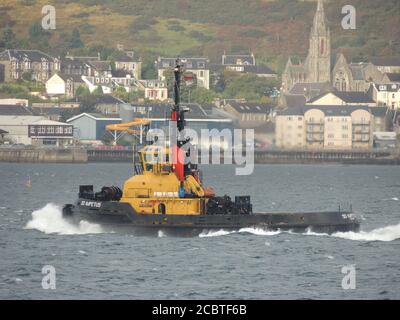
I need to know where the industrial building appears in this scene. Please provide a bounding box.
[66,113,121,141]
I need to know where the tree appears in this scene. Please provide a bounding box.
[189,87,218,104]
[21,71,33,82]
[79,95,98,113]
[70,28,84,49]
[27,21,51,50]
[92,86,103,95]
[0,26,16,49]
[221,72,279,102]
[75,85,90,97]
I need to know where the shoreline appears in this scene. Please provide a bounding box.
[0,147,399,165]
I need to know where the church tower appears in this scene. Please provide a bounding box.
[306,0,331,83]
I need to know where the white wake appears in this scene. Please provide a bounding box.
[25,203,105,235]
[198,224,400,242]
[199,227,282,238]
[332,223,400,242]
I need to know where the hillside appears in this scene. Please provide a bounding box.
[0,0,399,73]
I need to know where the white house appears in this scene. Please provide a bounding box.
[46,73,84,98]
[369,83,400,110]
[138,79,168,101]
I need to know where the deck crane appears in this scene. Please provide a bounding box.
[105,118,151,145]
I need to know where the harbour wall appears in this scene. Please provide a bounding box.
[1,147,399,165]
[87,148,400,165]
[0,148,88,163]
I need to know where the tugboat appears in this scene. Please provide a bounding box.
[62,60,360,235]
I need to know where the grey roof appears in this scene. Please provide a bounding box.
[278,105,372,117]
[156,57,209,70]
[289,82,326,95]
[283,94,307,108]
[0,105,34,116]
[222,54,255,66]
[370,57,400,67]
[66,113,121,122]
[94,95,125,105]
[349,64,366,80]
[130,103,207,119]
[0,128,8,134]
[278,107,304,116]
[308,91,374,104]
[115,55,137,62]
[243,65,276,75]
[112,69,132,77]
[61,57,86,68]
[0,49,57,62]
[334,91,375,103]
[369,107,389,117]
[128,103,230,121]
[386,73,400,82]
[58,73,84,83]
[227,102,273,114]
[87,61,112,71]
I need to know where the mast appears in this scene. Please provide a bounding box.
[171,59,185,196]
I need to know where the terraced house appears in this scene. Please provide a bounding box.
[156,57,210,89]
[0,49,60,82]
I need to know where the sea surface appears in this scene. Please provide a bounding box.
[0,162,399,299]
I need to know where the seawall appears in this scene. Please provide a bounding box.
[0,148,88,163]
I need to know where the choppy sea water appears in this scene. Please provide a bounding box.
[0,162,399,299]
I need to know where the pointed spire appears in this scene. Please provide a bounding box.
[312,0,328,35]
[317,0,324,12]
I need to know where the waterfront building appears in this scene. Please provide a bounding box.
[275,105,377,150]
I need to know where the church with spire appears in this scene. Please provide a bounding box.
[282,0,331,94]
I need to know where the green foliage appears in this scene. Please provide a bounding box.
[220,72,278,102]
[79,23,95,34]
[0,81,45,104]
[70,28,84,49]
[75,85,90,97]
[239,29,267,38]
[60,109,77,123]
[187,87,218,104]
[167,24,186,32]
[28,22,48,41]
[19,0,37,5]
[0,26,17,49]
[71,12,90,19]
[92,86,104,95]
[113,87,144,102]
[21,71,34,82]
[188,30,212,42]
[130,16,157,32]
[78,95,98,113]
